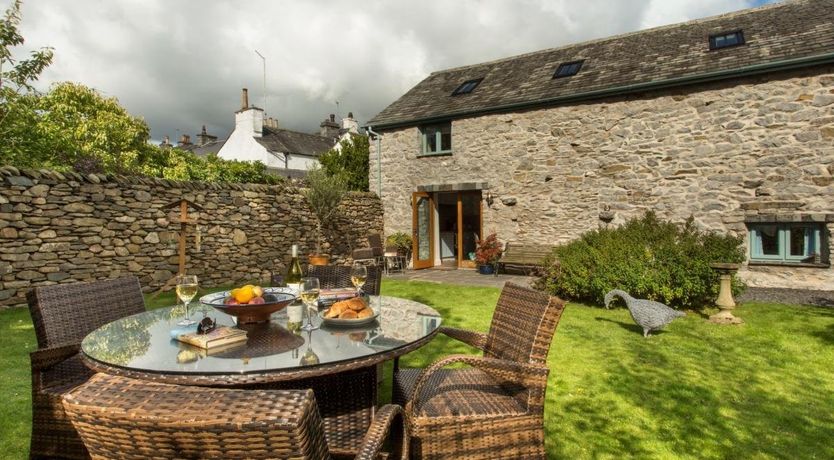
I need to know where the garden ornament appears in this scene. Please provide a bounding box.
[604,289,685,337]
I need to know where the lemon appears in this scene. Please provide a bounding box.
[234,285,255,304]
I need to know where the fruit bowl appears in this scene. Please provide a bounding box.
[200,287,296,324]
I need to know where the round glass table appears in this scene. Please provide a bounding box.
[81,295,442,385]
[81,295,441,454]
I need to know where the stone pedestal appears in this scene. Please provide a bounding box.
[709,263,744,325]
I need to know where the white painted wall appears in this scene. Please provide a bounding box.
[218,107,272,164]
[286,154,319,170]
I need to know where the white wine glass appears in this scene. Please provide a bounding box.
[351,263,367,295]
[299,277,320,332]
[176,274,199,326]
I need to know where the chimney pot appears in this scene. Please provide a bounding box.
[348,112,354,118]
[241,88,249,110]
[329,114,335,122]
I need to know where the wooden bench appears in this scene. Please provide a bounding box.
[498,242,554,275]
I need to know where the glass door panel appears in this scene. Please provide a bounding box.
[412,192,434,269]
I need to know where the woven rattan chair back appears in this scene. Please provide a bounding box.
[63,374,332,460]
[307,264,382,295]
[483,282,566,365]
[368,234,383,257]
[28,276,146,349]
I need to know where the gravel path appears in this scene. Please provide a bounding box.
[738,287,834,307]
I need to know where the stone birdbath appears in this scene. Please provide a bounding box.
[709,263,743,325]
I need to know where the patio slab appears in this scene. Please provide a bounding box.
[385,268,535,289]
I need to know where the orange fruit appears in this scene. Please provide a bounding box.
[234,285,255,304]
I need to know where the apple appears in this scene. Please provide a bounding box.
[226,297,240,305]
[249,296,265,304]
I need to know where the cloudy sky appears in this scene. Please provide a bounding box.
[10,0,776,142]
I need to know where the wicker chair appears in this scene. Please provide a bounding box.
[352,234,384,264]
[27,276,146,459]
[63,373,408,460]
[392,282,566,459]
[308,264,382,296]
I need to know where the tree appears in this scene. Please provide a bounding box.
[318,134,369,192]
[33,82,161,173]
[1,0,54,164]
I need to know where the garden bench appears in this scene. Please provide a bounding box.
[498,242,554,275]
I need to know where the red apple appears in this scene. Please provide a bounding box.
[225,297,239,305]
[249,296,265,304]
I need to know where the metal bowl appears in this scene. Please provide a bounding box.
[200,287,296,324]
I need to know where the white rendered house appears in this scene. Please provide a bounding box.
[218,89,341,177]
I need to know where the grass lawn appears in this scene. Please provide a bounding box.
[1,280,833,459]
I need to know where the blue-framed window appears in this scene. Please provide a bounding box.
[709,30,745,50]
[749,223,823,263]
[420,122,452,156]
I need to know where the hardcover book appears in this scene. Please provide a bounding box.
[176,326,247,349]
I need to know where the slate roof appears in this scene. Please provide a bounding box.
[183,139,226,157]
[257,127,336,158]
[369,0,834,129]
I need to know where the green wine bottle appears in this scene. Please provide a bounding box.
[285,244,303,293]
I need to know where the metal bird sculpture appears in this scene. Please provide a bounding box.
[604,289,685,337]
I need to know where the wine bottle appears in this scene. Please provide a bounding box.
[285,244,303,293]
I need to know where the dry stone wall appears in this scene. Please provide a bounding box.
[0,167,383,308]
[372,65,834,289]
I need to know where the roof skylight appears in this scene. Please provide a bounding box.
[709,30,745,50]
[451,78,483,96]
[553,60,583,79]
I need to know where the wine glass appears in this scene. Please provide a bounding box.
[351,263,367,295]
[299,329,320,366]
[299,277,320,332]
[176,274,199,326]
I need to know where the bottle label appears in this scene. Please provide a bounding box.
[286,282,301,295]
[287,304,303,323]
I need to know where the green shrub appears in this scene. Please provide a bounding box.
[536,211,745,309]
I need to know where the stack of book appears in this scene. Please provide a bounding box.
[176,326,247,350]
[319,288,359,305]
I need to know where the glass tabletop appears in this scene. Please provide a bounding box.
[81,296,442,376]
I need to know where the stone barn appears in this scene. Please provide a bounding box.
[367,0,834,289]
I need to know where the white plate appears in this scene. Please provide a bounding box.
[319,310,379,327]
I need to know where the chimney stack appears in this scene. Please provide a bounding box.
[241,88,249,110]
[320,113,340,139]
[178,134,192,146]
[342,111,359,134]
[196,125,217,146]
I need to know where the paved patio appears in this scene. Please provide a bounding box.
[384,268,535,288]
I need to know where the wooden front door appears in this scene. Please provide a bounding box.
[412,192,434,270]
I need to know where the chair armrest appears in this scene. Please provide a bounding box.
[438,326,487,351]
[30,344,80,372]
[407,355,549,416]
[354,404,409,460]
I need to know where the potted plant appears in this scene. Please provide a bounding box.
[474,232,503,275]
[302,166,347,265]
[385,232,413,259]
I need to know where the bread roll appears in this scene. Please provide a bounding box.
[339,310,358,319]
[356,308,373,318]
[347,297,367,311]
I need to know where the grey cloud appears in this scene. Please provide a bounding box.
[11,0,770,142]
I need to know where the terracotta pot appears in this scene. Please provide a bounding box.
[308,254,330,266]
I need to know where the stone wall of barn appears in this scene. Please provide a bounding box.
[0,168,383,308]
[372,65,834,289]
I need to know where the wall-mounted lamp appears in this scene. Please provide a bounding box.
[485,191,494,207]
